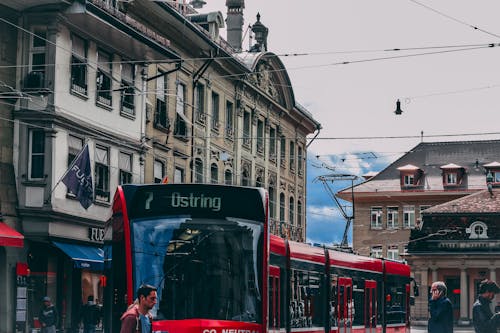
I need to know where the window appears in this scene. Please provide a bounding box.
[155,72,169,129]
[289,141,295,170]
[174,167,184,184]
[257,120,264,154]
[403,174,414,186]
[211,92,220,131]
[174,82,188,137]
[297,146,303,175]
[289,197,294,226]
[210,163,218,184]
[121,62,135,116]
[94,145,110,202]
[119,152,132,185]
[280,136,286,167]
[154,160,165,184]
[67,136,84,194]
[387,207,399,229]
[71,34,87,95]
[269,186,276,218]
[194,83,205,123]
[27,27,46,89]
[224,169,233,185]
[96,50,112,106]
[255,176,263,188]
[403,205,415,228]
[225,101,234,139]
[269,127,277,161]
[241,167,250,186]
[243,111,251,147]
[370,207,382,229]
[194,158,203,183]
[279,193,285,223]
[297,201,302,228]
[371,246,382,258]
[387,245,399,260]
[445,172,457,185]
[29,129,45,180]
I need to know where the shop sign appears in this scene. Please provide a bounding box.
[438,240,500,250]
[88,227,105,243]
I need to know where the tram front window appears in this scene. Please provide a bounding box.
[131,217,263,323]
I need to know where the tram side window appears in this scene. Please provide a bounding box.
[329,275,338,327]
[352,279,364,326]
[290,269,325,328]
[385,276,406,324]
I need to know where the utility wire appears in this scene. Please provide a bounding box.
[408,0,500,39]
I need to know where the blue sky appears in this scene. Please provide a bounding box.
[305,152,395,246]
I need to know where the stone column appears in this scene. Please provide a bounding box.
[458,267,469,325]
[431,267,438,283]
[491,266,497,308]
[414,267,429,321]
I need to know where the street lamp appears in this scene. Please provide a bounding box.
[394,99,403,115]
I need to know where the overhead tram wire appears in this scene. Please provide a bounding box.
[408,0,500,39]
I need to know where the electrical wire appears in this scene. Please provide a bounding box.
[408,0,500,39]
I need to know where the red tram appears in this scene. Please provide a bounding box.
[104,184,411,333]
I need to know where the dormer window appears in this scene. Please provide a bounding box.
[484,161,500,186]
[440,163,465,187]
[397,164,423,187]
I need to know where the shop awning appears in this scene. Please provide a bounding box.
[52,241,104,271]
[0,222,24,247]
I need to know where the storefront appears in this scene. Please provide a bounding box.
[0,221,25,333]
[24,220,105,333]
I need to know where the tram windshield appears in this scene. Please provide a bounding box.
[130,216,263,323]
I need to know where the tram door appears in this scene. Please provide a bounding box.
[338,277,353,333]
[269,265,281,333]
[364,280,377,332]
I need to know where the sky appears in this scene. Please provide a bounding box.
[202,0,500,245]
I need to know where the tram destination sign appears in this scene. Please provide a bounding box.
[122,184,266,222]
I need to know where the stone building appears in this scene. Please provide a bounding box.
[0,1,319,332]
[336,140,500,323]
[407,188,500,324]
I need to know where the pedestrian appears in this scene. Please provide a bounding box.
[472,279,500,333]
[80,295,101,333]
[428,281,453,333]
[120,284,157,333]
[39,296,58,333]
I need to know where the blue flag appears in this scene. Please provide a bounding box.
[62,144,93,209]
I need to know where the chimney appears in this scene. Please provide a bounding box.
[225,0,245,51]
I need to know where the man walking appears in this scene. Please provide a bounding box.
[81,295,101,333]
[120,284,157,333]
[39,296,58,333]
[472,279,500,333]
[428,281,453,333]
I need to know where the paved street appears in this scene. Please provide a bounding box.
[411,325,474,333]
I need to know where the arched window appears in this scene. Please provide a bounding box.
[210,163,218,184]
[224,169,233,185]
[279,193,285,223]
[194,158,203,183]
[289,196,295,226]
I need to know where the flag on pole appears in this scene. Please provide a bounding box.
[62,143,94,209]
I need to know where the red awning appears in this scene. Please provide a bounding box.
[0,222,24,247]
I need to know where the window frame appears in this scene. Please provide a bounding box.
[403,205,415,228]
[28,129,45,180]
[386,206,399,229]
[153,159,165,184]
[120,62,136,117]
[94,145,110,202]
[370,207,383,229]
[96,49,112,107]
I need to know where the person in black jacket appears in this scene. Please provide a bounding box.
[428,281,453,333]
[80,295,101,333]
[472,279,500,333]
[39,296,58,333]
